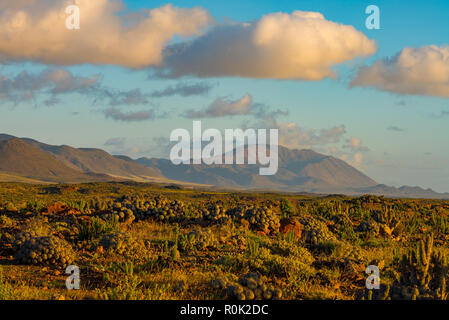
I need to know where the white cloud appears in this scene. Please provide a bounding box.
[150,82,214,98]
[0,67,99,104]
[351,45,449,97]
[0,1,212,68]
[159,10,376,80]
[104,137,126,149]
[103,108,155,122]
[341,152,364,168]
[185,93,253,118]
[343,136,369,152]
[271,122,346,150]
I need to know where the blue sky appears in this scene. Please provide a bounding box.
[0,0,448,191]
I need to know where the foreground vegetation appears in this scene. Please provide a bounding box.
[0,182,448,300]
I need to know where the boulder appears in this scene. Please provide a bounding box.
[279,218,303,240]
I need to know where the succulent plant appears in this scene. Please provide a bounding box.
[134,196,186,222]
[388,234,448,300]
[299,216,336,246]
[373,206,401,237]
[13,231,38,251]
[356,220,380,235]
[14,235,75,266]
[241,205,280,234]
[98,232,147,258]
[220,272,283,300]
[183,229,218,251]
[101,204,135,224]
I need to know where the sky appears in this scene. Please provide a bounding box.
[0,0,448,192]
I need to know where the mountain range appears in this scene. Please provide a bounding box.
[0,133,447,199]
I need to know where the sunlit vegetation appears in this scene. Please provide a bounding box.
[0,182,448,300]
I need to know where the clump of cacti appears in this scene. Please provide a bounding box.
[14,235,75,266]
[180,229,218,251]
[98,232,147,259]
[373,206,401,237]
[101,201,135,224]
[242,205,280,234]
[203,204,230,224]
[299,216,336,246]
[89,197,112,212]
[213,272,282,300]
[134,196,186,222]
[13,231,38,251]
[360,284,391,300]
[356,220,380,236]
[388,234,448,300]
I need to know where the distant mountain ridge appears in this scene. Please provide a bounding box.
[0,133,447,199]
[0,134,162,183]
[135,146,377,190]
[20,137,162,179]
[0,138,110,183]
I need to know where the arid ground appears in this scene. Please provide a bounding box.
[0,182,448,300]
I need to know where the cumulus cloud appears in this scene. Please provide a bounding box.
[0,67,99,104]
[104,137,126,149]
[247,116,368,167]
[0,67,156,107]
[150,82,214,98]
[351,45,449,97]
[0,1,212,68]
[250,114,346,150]
[343,137,369,152]
[103,108,155,122]
[103,136,173,159]
[100,89,150,106]
[341,152,364,168]
[184,93,289,120]
[185,93,253,118]
[157,11,376,80]
[95,82,214,106]
[276,122,346,149]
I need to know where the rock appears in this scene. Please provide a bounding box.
[279,218,303,240]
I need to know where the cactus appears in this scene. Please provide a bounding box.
[388,234,449,300]
[218,272,283,300]
[361,284,390,300]
[14,235,75,266]
[374,206,401,237]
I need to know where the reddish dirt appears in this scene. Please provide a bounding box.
[279,218,303,240]
[41,202,81,216]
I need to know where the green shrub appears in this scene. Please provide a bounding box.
[280,199,294,218]
[430,213,449,237]
[246,238,261,258]
[76,216,118,242]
